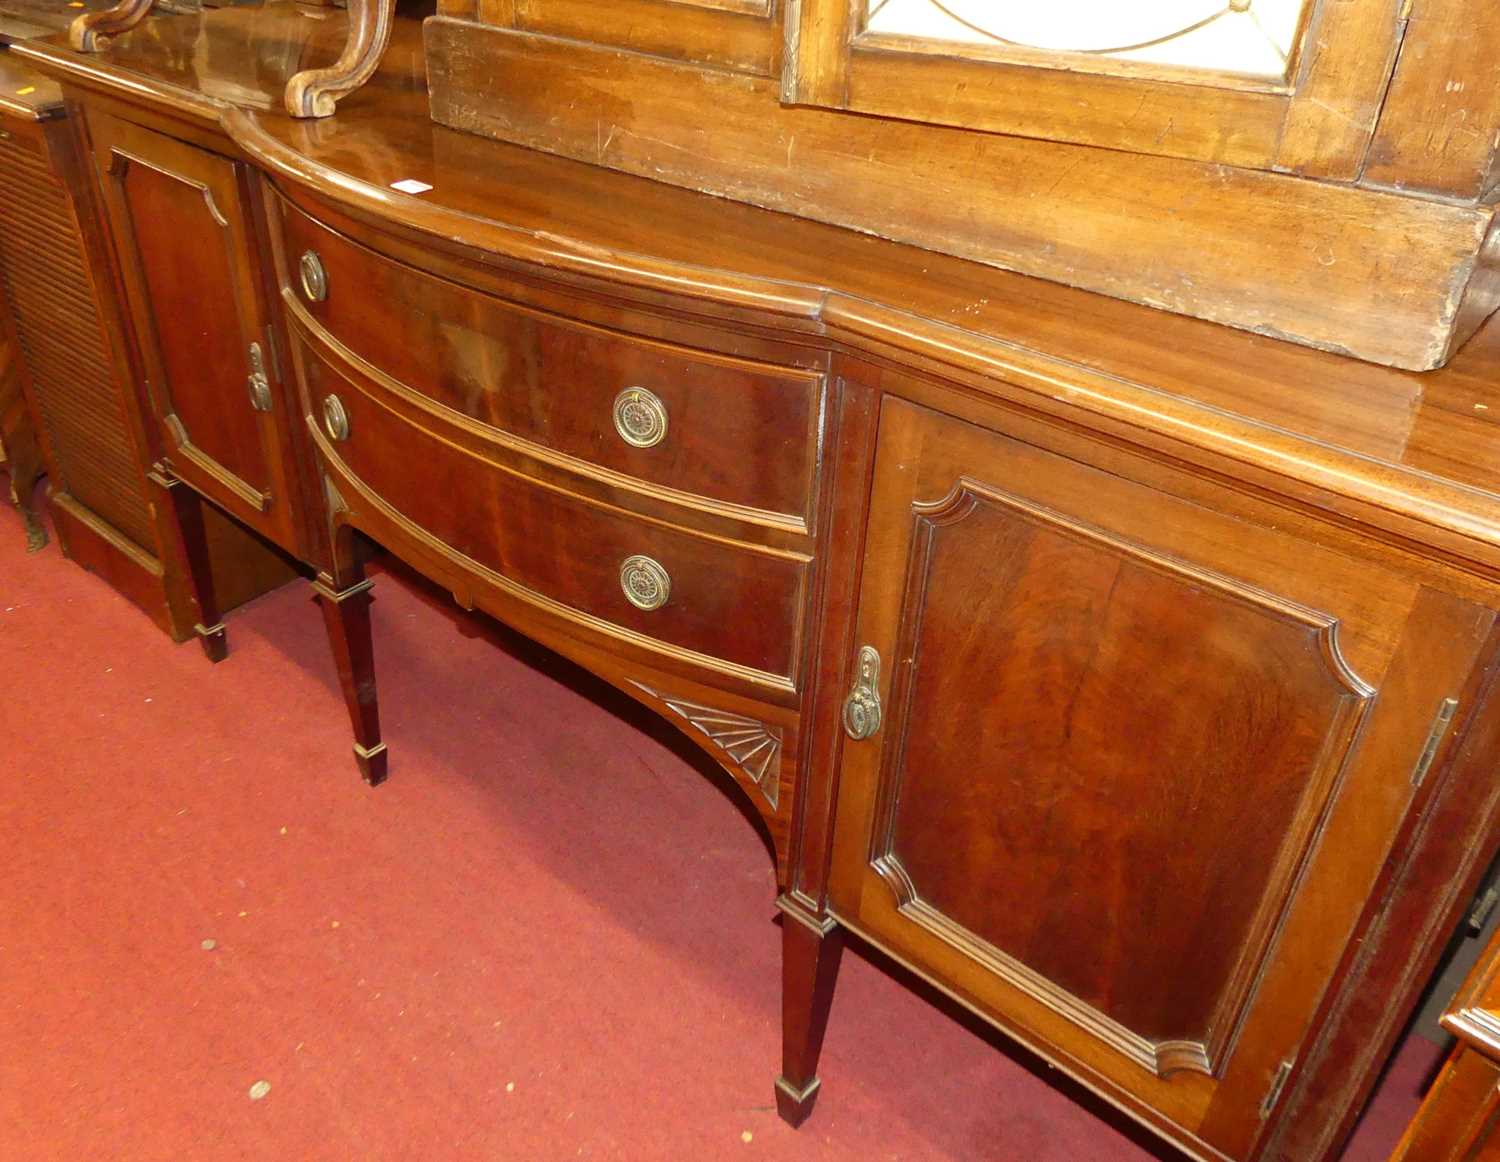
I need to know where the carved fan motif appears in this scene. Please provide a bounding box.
[632,683,783,809]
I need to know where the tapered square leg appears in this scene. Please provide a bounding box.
[314,571,386,786]
[775,897,844,1129]
[155,472,227,663]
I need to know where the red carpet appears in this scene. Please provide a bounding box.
[0,490,1436,1160]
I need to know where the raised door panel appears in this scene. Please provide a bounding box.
[875,482,1369,1078]
[829,397,1493,1157]
[87,111,295,549]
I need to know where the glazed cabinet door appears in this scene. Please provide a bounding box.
[85,110,299,551]
[828,397,1496,1159]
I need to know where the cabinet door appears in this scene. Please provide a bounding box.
[829,398,1495,1158]
[87,111,298,551]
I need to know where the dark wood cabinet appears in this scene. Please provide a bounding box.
[0,52,293,640]
[827,397,1497,1158]
[85,109,302,554]
[12,8,1500,1161]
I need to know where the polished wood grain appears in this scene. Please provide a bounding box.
[0,0,115,39]
[0,51,296,639]
[85,107,304,554]
[1272,0,1404,180]
[827,396,1498,1159]
[496,0,782,76]
[275,195,825,528]
[283,0,395,118]
[68,0,157,51]
[839,48,1286,168]
[425,19,1498,373]
[775,899,842,1126]
[788,0,1317,168]
[14,8,1500,1162]
[863,484,1369,1074]
[313,555,387,785]
[293,332,810,688]
[1393,1048,1500,1162]
[154,470,228,660]
[1361,0,1500,200]
[18,9,1500,544]
[1392,928,1500,1161]
[65,0,393,120]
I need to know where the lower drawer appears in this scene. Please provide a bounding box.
[298,337,809,690]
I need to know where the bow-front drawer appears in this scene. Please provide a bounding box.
[294,333,810,693]
[275,195,824,532]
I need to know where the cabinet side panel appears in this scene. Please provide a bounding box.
[0,126,154,549]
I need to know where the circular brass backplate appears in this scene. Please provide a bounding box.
[612,387,668,449]
[619,554,671,611]
[299,250,328,302]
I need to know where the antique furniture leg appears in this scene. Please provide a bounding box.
[313,558,386,786]
[1,376,47,551]
[69,0,158,52]
[283,0,397,119]
[6,446,46,552]
[154,472,228,662]
[775,897,845,1128]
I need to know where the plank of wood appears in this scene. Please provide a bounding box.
[474,0,513,25]
[513,0,779,77]
[1361,0,1500,199]
[1276,0,1405,180]
[843,48,1288,169]
[780,0,850,105]
[425,18,1497,372]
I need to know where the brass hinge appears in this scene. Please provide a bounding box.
[1471,885,1499,935]
[1411,697,1460,788]
[1260,1059,1293,1120]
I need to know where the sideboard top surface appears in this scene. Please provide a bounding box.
[14,2,1500,573]
[0,0,113,42]
[0,47,61,118]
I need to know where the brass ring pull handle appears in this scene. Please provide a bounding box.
[620,554,671,611]
[612,387,668,449]
[842,645,884,740]
[299,251,328,302]
[323,394,350,442]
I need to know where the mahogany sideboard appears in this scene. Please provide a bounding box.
[10,6,1500,1160]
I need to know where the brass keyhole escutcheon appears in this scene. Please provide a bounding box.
[246,342,273,412]
[299,250,328,302]
[619,554,671,611]
[842,645,883,740]
[612,387,668,449]
[323,394,350,442]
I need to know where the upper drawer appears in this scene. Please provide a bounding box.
[275,197,824,529]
